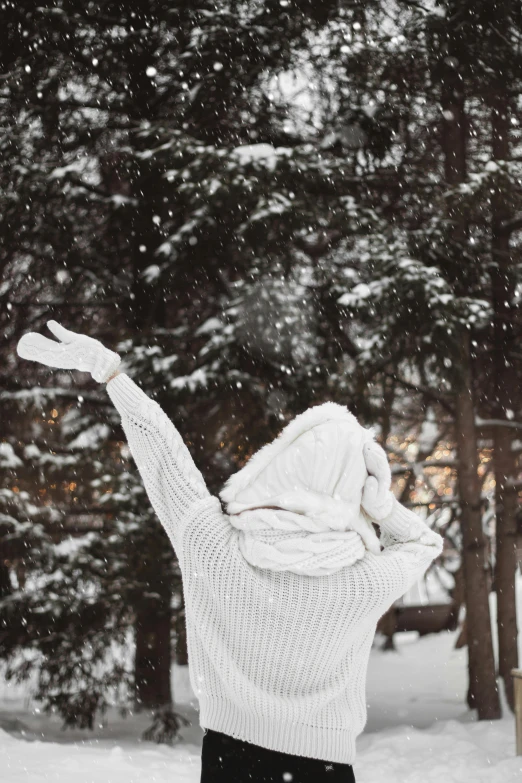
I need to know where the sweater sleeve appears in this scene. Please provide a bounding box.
[361,497,444,617]
[106,372,213,549]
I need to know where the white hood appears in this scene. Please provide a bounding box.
[220,402,381,576]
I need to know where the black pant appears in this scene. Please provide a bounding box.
[200,728,356,783]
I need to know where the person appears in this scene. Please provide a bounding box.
[17,320,444,783]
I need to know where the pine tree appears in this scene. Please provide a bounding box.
[326,1,516,718]
[1,0,347,739]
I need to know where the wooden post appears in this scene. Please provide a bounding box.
[513,669,522,755]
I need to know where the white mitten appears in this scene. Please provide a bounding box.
[17,320,121,383]
[361,440,394,520]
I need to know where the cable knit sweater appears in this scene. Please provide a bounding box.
[106,373,444,765]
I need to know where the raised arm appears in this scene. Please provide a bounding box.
[17,321,213,551]
[105,371,212,548]
[365,497,444,610]
[358,440,444,615]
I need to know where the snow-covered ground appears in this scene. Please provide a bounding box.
[1,576,521,782]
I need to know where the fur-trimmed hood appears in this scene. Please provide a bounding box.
[220,402,381,575]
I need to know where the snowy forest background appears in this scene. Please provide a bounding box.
[1,0,522,761]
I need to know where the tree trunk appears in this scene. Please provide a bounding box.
[489,88,519,711]
[375,377,397,651]
[440,24,501,718]
[134,599,173,710]
[454,346,500,718]
[175,607,189,666]
[0,561,11,652]
[0,561,10,599]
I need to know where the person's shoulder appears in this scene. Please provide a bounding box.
[184,496,235,545]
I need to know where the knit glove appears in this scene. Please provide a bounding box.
[361,440,394,521]
[16,320,121,383]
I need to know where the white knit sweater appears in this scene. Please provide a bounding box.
[106,373,444,765]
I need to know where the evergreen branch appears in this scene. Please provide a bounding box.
[500,213,522,235]
[3,299,131,309]
[381,369,454,415]
[0,388,106,403]
[475,417,522,430]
